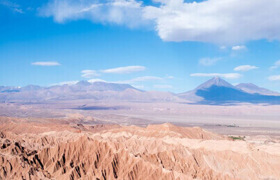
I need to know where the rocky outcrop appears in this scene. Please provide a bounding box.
[0,122,280,179]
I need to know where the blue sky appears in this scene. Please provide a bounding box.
[1,0,280,93]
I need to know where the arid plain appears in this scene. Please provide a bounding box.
[1,100,280,136]
[1,100,280,179]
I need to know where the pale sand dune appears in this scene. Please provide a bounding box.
[0,118,280,180]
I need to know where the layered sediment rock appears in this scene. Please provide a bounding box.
[0,121,280,179]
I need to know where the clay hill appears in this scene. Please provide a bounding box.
[0,117,280,180]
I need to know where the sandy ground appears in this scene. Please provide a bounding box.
[0,101,280,179]
[0,101,280,139]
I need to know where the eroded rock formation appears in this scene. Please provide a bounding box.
[0,120,280,179]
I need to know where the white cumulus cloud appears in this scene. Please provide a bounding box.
[190,73,242,79]
[144,0,280,44]
[40,0,149,28]
[115,76,163,84]
[232,45,247,51]
[199,57,222,66]
[40,0,280,44]
[81,70,100,78]
[1,1,24,14]
[102,66,146,74]
[270,60,280,70]
[31,61,61,66]
[88,79,106,83]
[234,65,258,72]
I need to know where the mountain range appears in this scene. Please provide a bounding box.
[0,81,180,103]
[179,77,280,104]
[1,77,280,104]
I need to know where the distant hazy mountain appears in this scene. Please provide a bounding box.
[0,81,181,103]
[236,83,280,96]
[48,81,139,94]
[1,78,280,104]
[178,77,237,102]
[196,76,236,89]
[179,77,280,104]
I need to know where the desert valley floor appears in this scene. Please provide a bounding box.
[0,102,280,179]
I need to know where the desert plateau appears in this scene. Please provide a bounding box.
[1,116,280,180]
